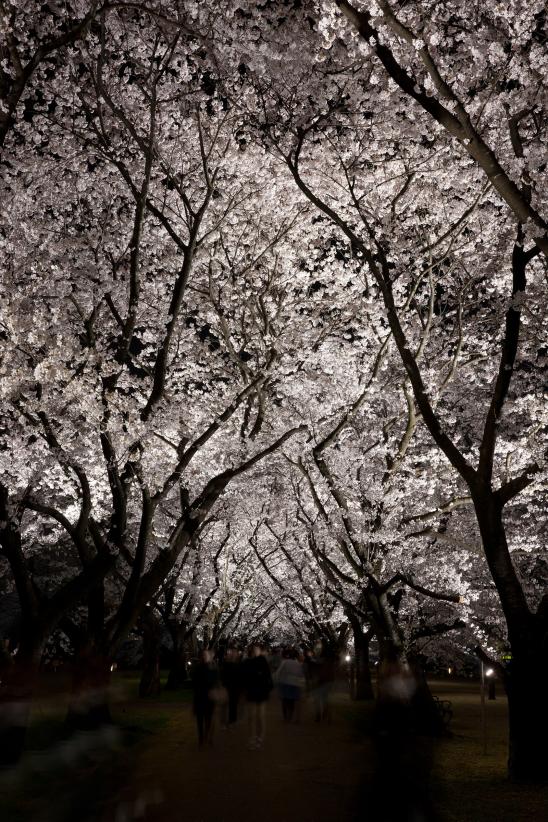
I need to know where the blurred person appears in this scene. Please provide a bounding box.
[311,641,336,723]
[303,647,316,693]
[371,655,438,822]
[242,644,273,749]
[275,648,306,722]
[268,645,283,677]
[191,649,220,746]
[220,646,242,727]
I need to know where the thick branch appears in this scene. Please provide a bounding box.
[478,238,528,485]
[381,572,461,604]
[496,463,544,506]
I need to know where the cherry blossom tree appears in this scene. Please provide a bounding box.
[0,0,103,146]
[0,3,307,749]
[1,0,546,783]
[220,0,547,780]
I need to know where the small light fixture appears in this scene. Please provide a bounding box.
[345,654,351,662]
[448,667,452,675]
[486,668,494,677]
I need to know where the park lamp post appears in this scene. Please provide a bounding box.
[343,653,353,698]
[480,663,495,754]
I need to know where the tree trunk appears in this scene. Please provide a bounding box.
[164,620,192,690]
[408,656,449,738]
[65,647,113,731]
[373,611,446,738]
[475,494,548,782]
[139,613,162,698]
[505,643,548,783]
[165,645,188,690]
[350,623,374,700]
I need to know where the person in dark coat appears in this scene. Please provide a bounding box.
[220,647,242,726]
[191,649,220,746]
[242,644,273,749]
[311,641,337,723]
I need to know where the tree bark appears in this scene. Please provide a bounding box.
[165,626,191,690]
[474,494,548,781]
[348,618,374,700]
[506,649,548,783]
[65,646,113,731]
[138,611,162,697]
[165,647,188,690]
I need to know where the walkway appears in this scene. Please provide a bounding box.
[103,689,369,822]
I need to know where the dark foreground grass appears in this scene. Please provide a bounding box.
[0,672,183,822]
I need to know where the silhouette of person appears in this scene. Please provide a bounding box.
[311,641,336,723]
[275,647,305,722]
[191,649,220,746]
[242,644,273,749]
[372,655,438,822]
[221,647,242,727]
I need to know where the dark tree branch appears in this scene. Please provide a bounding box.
[478,235,528,484]
[381,572,461,604]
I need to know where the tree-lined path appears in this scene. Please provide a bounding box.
[105,692,548,822]
[1,0,547,801]
[100,688,367,822]
[2,677,548,821]
[7,680,538,822]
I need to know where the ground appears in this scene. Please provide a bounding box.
[1,676,547,822]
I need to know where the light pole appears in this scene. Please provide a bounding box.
[480,661,486,755]
[480,663,495,754]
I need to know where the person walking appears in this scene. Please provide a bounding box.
[311,642,337,723]
[191,649,220,746]
[242,644,273,749]
[220,647,242,727]
[275,648,306,722]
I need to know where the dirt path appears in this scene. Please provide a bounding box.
[101,690,371,822]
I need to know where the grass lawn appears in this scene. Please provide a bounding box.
[428,680,547,822]
[0,671,188,822]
